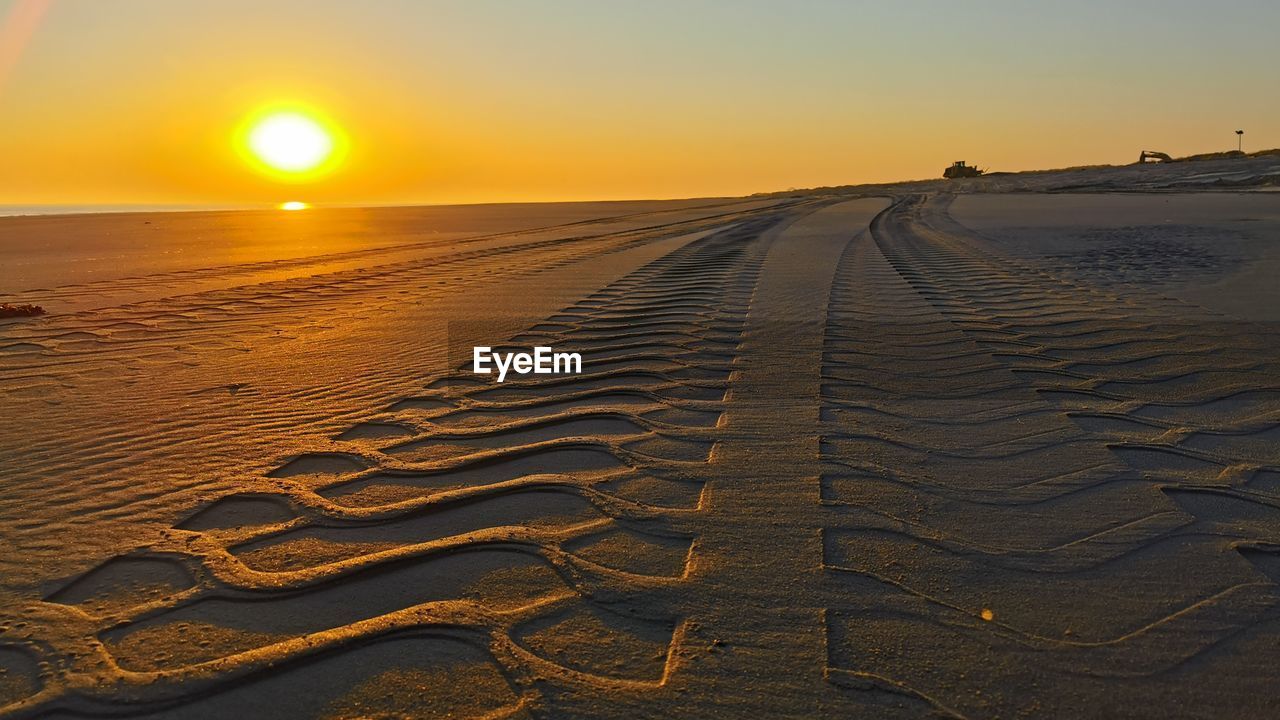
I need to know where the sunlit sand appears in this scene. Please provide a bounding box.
[3,154,1280,716]
[3,1,1280,716]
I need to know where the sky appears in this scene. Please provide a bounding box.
[0,0,1276,206]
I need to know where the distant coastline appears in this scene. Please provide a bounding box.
[6,147,1278,217]
[0,204,249,217]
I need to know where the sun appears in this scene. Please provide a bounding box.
[249,112,332,172]
[236,105,347,182]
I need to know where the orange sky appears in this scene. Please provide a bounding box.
[0,0,1276,206]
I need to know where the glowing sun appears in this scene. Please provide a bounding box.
[237,106,347,181]
[248,112,332,172]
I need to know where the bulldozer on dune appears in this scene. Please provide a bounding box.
[1138,150,1175,164]
[943,160,984,179]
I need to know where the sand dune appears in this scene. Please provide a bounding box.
[2,183,1280,718]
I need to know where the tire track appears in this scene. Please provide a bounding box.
[0,199,802,595]
[0,208,804,718]
[817,195,1280,718]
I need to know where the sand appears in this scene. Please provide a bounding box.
[949,193,1280,320]
[2,173,1280,718]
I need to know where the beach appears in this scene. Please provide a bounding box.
[3,161,1280,717]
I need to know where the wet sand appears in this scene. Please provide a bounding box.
[2,181,1280,718]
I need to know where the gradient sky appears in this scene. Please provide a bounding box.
[0,0,1275,205]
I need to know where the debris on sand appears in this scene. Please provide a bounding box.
[0,303,46,318]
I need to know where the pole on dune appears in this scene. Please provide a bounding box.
[1236,129,1244,152]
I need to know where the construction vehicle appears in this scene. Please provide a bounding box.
[943,161,984,179]
[1138,150,1174,164]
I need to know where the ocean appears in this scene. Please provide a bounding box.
[0,204,251,217]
